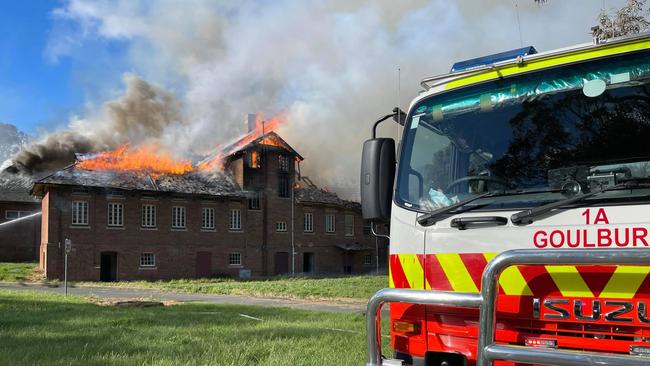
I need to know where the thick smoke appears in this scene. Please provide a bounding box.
[13,75,184,172]
[40,0,626,198]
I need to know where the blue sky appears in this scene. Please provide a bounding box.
[0,1,132,135]
[0,1,77,134]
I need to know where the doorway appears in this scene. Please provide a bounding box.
[100,252,118,282]
[343,253,353,274]
[196,251,212,278]
[274,252,289,275]
[303,252,314,274]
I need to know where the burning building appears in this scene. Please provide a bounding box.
[32,116,385,281]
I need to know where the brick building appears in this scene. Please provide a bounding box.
[0,172,40,262]
[33,131,386,281]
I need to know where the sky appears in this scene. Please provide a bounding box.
[0,0,631,197]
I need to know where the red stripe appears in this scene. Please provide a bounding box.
[519,265,562,297]
[459,253,488,291]
[424,254,453,291]
[390,254,410,289]
[634,270,650,299]
[575,265,616,298]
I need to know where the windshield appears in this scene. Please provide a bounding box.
[396,49,650,212]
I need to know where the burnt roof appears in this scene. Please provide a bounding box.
[201,131,303,166]
[295,185,360,210]
[0,171,40,203]
[33,164,244,198]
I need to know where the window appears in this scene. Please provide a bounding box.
[248,150,260,168]
[345,214,354,236]
[72,188,89,195]
[5,211,33,220]
[140,253,156,267]
[107,203,124,227]
[278,175,290,198]
[229,252,241,266]
[303,212,313,232]
[248,191,260,210]
[71,201,88,226]
[142,204,156,227]
[363,221,372,236]
[229,208,242,230]
[325,214,335,233]
[276,221,287,232]
[172,206,186,228]
[364,254,372,265]
[5,211,19,220]
[278,155,290,172]
[202,207,215,229]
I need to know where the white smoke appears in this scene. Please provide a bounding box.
[43,0,628,199]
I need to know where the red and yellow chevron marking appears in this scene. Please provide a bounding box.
[389,253,650,299]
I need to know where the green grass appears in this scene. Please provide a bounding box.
[76,275,389,302]
[0,262,37,282]
[0,289,391,365]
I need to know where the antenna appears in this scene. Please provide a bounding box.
[397,67,401,139]
[515,1,524,48]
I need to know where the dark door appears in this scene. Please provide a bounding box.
[343,253,353,274]
[274,252,289,275]
[100,252,117,282]
[196,252,212,278]
[303,252,314,273]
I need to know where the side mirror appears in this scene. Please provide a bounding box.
[360,138,396,221]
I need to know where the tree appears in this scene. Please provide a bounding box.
[534,0,650,41]
[592,0,650,41]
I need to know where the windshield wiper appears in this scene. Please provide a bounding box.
[417,189,562,226]
[417,192,494,226]
[511,181,650,225]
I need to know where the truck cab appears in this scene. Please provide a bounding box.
[362,33,650,366]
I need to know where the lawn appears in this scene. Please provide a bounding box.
[0,290,390,366]
[76,275,389,302]
[0,262,37,282]
[0,262,389,302]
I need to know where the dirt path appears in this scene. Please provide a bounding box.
[0,282,368,313]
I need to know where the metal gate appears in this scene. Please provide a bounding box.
[365,248,650,366]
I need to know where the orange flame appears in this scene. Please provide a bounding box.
[199,111,288,171]
[77,145,193,178]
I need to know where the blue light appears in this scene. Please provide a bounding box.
[451,46,538,73]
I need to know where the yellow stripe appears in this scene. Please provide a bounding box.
[399,254,425,290]
[546,265,594,298]
[484,253,533,296]
[437,253,479,293]
[388,258,395,288]
[446,39,650,90]
[599,266,650,299]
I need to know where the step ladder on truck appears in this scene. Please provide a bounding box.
[361,33,650,366]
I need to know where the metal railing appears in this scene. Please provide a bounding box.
[365,248,650,366]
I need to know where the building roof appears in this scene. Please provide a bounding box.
[295,183,360,210]
[200,131,304,169]
[32,163,244,198]
[0,171,40,203]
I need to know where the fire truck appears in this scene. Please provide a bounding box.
[361,33,650,366]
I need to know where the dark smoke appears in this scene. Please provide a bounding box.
[11,75,184,173]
